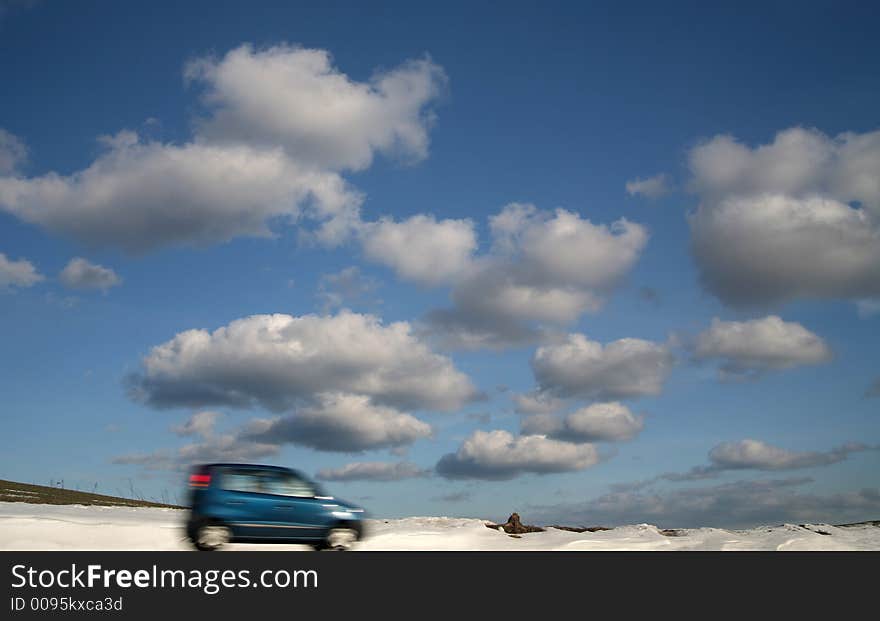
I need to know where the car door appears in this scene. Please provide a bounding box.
[262,470,329,540]
[215,468,289,539]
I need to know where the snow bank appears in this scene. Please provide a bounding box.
[1,502,877,551]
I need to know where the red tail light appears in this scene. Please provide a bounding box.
[189,473,211,488]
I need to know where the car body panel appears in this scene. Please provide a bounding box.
[186,463,366,547]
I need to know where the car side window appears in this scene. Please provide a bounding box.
[217,468,314,497]
[218,469,266,494]
[266,471,315,497]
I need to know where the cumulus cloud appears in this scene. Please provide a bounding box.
[626,174,671,199]
[111,452,174,469]
[0,134,361,252]
[690,194,880,307]
[176,435,279,464]
[435,430,599,480]
[856,299,880,318]
[128,310,477,412]
[0,252,43,290]
[316,266,379,311]
[490,204,648,292]
[186,45,446,171]
[424,204,648,348]
[689,128,880,207]
[0,45,446,251]
[512,392,565,415]
[434,491,471,502]
[113,437,279,471]
[521,402,644,442]
[691,316,831,379]
[531,333,674,400]
[242,392,433,453]
[529,477,880,529]
[0,128,27,174]
[316,460,430,481]
[117,393,436,468]
[171,410,223,438]
[705,439,874,471]
[59,257,122,291]
[687,127,880,307]
[423,290,558,350]
[361,215,476,285]
[113,410,278,471]
[619,440,878,490]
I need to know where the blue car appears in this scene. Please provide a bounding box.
[185,463,366,551]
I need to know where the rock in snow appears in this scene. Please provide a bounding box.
[485,513,545,534]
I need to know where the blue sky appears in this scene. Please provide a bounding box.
[1,0,878,528]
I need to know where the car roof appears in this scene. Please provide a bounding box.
[200,463,293,471]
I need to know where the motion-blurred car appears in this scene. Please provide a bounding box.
[185,463,366,551]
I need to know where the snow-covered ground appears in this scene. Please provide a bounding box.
[1,502,878,551]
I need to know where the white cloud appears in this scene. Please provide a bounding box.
[492,205,648,291]
[689,128,880,207]
[110,452,176,469]
[0,252,43,289]
[0,128,27,174]
[316,266,379,311]
[174,435,280,464]
[243,392,432,453]
[186,44,446,171]
[451,262,603,323]
[434,491,471,502]
[316,461,430,481]
[688,127,880,307]
[435,429,599,480]
[855,299,880,318]
[531,333,674,400]
[361,214,476,285]
[522,402,644,442]
[128,310,478,412]
[113,437,279,471]
[692,316,831,379]
[113,411,278,470]
[707,439,872,471]
[59,257,122,291]
[117,393,434,466]
[512,392,565,415]
[0,134,361,252]
[530,477,880,529]
[621,440,877,489]
[425,276,597,351]
[425,204,648,348]
[626,174,670,199]
[171,411,223,438]
[1,45,446,251]
[690,194,880,307]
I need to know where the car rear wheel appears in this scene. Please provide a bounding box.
[314,527,358,551]
[194,523,231,551]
